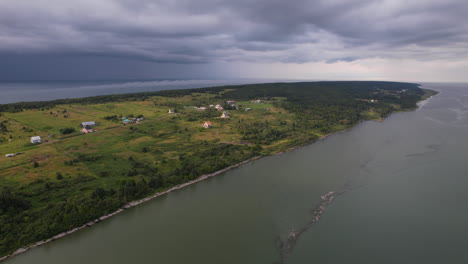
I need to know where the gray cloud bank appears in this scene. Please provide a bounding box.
[1,0,467,79]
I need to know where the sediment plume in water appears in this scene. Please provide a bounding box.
[274,183,353,264]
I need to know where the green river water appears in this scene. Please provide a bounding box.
[6,83,468,264]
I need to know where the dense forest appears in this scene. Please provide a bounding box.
[0,81,422,113]
[0,81,433,258]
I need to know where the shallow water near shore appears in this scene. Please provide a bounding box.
[5,83,468,264]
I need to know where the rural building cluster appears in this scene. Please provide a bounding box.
[2,98,265,157]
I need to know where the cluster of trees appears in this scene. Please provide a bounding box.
[172,143,255,182]
[0,121,8,133]
[59,127,76,135]
[103,115,119,121]
[219,81,424,135]
[0,188,31,215]
[237,120,286,144]
[182,108,219,121]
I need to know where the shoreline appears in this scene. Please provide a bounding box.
[0,156,260,262]
[0,127,352,262]
[0,89,437,262]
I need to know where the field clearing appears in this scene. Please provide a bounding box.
[0,92,293,184]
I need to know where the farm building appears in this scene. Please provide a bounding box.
[221,111,231,118]
[245,108,252,111]
[30,136,41,144]
[5,154,15,157]
[81,125,95,134]
[168,109,175,114]
[203,121,212,128]
[81,121,96,127]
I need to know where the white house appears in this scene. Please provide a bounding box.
[30,136,42,144]
[81,121,96,127]
[168,109,175,114]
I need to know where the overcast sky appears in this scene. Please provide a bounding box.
[1,0,467,82]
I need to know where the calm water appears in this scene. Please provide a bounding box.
[5,83,468,264]
[0,79,273,104]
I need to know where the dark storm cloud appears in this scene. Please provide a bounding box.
[0,0,467,69]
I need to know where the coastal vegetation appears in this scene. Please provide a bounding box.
[0,81,436,257]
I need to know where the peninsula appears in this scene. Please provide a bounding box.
[0,81,437,258]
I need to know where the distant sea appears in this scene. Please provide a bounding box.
[0,79,283,104]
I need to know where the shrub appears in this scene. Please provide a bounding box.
[59,127,76,135]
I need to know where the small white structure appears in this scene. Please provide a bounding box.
[245,108,252,112]
[5,154,15,157]
[30,136,41,144]
[81,121,96,127]
[168,109,175,114]
[215,104,222,110]
[195,106,207,111]
[221,111,231,118]
[252,99,262,103]
[203,121,212,128]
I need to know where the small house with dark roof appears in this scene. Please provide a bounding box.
[221,111,231,118]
